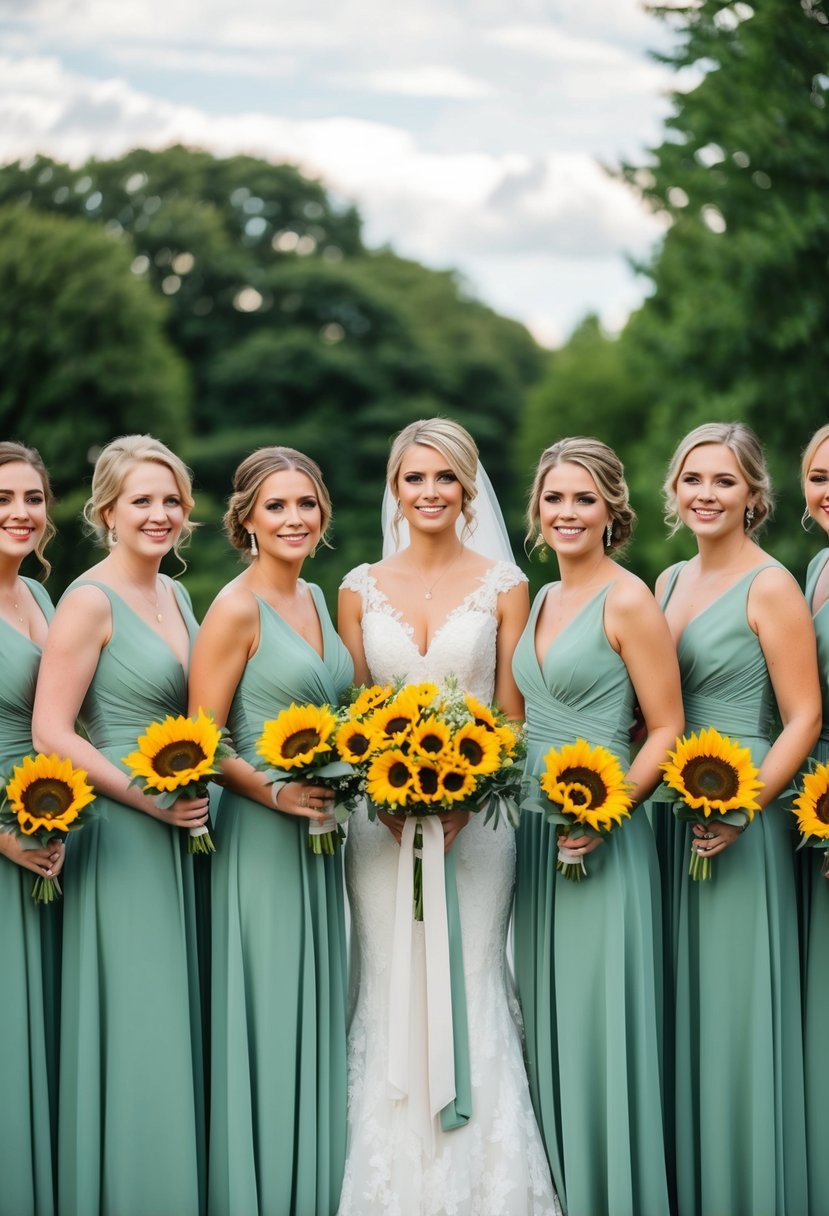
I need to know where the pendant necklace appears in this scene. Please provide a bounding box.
[412,550,463,600]
[130,579,163,623]
[1,578,25,625]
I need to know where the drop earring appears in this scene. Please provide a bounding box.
[248,531,259,557]
[605,521,613,548]
[108,527,117,547]
[744,506,755,531]
[802,507,814,532]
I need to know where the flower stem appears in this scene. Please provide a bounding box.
[188,829,215,854]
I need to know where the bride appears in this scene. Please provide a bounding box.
[337,418,559,1215]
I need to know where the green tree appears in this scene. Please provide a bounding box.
[0,204,190,590]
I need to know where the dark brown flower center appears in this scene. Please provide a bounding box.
[417,766,439,795]
[383,716,411,737]
[345,724,367,753]
[816,791,829,826]
[420,732,444,753]
[388,761,412,789]
[681,756,739,802]
[23,778,74,818]
[153,740,208,776]
[281,729,322,759]
[459,738,484,765]
[559,765,607,808]
[443,770,466,793]
[565,784,589,807]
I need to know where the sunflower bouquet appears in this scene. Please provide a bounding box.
[0,753,96,902]
[338,679,523,917]
[122,708,233,853]
[657,726,763,880]
[789,759,829,877]
[256,702,361,854]
[524,738,633,880]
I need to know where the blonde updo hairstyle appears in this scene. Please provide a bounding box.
[800,423,829,530]
[83,434,196,559]
[0,440,56,577]
[663,421,772,537]
[224,446,333,560]
[526,436,635,556]
[386,418,479,549]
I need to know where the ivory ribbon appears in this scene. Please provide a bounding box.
[557,844,586,876]
[387,815,456,1139]
[307,811,339,837]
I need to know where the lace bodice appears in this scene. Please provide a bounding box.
[340,560,526,703]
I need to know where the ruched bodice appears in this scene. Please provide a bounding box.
[517,584,633,763]
[72,580,194,755]
[0,581,52,765]
[227,587,353,760]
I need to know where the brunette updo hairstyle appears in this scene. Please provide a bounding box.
[526,436,635,556]
[663,421,772,537]
[386,418,479,548]
[0,440,56,577]
[83,434,196,559]
[223,446,333,560]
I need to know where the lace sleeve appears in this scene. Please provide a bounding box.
[489,561,528,596]
[340,563,373,611]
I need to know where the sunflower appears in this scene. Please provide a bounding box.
[123,709,222,792]
[335,719,377,765]
[367,749,416,808]
[464,694,499,732]
[368,697,420,747]
[349,684,394,718]
[439,765,477,803]
[257,703,337,770]
[540,738,632,831]
[496,723,520,757]
[410,717,453,760]
[661,727,762,819]
[6,753,95,835]
[452,722,502,775]
[407,682,440,710]
[792,762,829,840]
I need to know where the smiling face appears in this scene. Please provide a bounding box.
[104,460,186,559]
[396,443,464,537]
[805,436,829,537]
[538,460,610,558]
[244,468,322,564]
[0,461,48,565]
[675,443,756,539]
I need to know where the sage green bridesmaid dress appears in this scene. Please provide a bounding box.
[58,581,205,1216]
[208,588,352,1216]
[0,579,55,1216]
[662,562,807,1216]
[513,584,669,1216]
[803,549,829,1216]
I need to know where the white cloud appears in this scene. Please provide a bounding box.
[354,66,495,99]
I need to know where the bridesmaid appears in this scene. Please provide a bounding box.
[513,436,683,1216]
[188,446,351,1216]
[33,435,208,1216]
[800,423,829,1215]
[0,441,60,1216]
[657,421,819,1216]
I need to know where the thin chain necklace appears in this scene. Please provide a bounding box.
[0,577,25,625]
[127,578,164,623]
[410,549,463,600]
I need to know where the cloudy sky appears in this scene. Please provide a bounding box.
[0,0,679,345]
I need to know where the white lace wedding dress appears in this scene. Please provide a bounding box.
[338,561,559,1216]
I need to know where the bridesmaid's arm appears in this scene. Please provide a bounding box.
[749,566,822,806]
[0,833,64,879]
[337,586,371,686]
[494,580,530,720]
[188,591,333,821]
[608,578,685,803]
[32,586,208,829]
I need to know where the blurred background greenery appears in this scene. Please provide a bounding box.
[0,0,826,617]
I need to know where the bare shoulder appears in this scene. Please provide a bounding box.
[55,580,113,626]
[201,578,260,632]
[747,562,805,611]
[606,568,658,617]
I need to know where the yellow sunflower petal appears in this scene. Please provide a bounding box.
[349,684,395,718]
[452,723,502,775]
[540,738,632,831]
[410,717,453,760]
[335,719,376,764]
[122,709,221,791]
[463,694,499,731]
[367,749,416,808]
[793,762,829,840]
